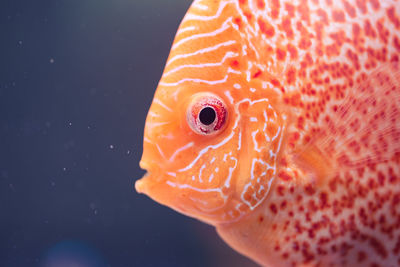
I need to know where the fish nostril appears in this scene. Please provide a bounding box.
[199,107,216,125]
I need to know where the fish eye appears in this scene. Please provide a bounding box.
[187,93,227,135]
[199,107,216,125]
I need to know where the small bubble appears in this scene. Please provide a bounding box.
[109,145,114,149]
[63,167,67,171]
[49,58,55,64]
[68,122,72,126]
[18,40,22,45]
[127,150,131,155]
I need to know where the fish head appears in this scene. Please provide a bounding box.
[135,0,287,225]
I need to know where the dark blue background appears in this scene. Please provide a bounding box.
[0,0,257,266]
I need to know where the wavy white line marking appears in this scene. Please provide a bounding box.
[167,40,236,67]
[178,130,235,172]
[166,181,224,194]
[148,111,160,118]
[159,74,229,87]
[224,156,237,187]
[198,164,206,182]
[163,51,238,77]
[193,2,209,11]
[156,143,167,159]
[144,137,153,144]
[167,172,177,177]
[169,142,194,162]
[224,90,234,104]
[185,1,230,21]
[172,17,233,50]
[146,121,171,128]
[153,98,172,112]
[250,117,258,122]
[234,83,241,89]
[178,26,196,34]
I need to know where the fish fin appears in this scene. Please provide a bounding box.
[294,62,400,182]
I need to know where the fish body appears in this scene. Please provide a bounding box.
[136,0,400,266]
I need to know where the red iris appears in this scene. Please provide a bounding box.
[187,94,227,135]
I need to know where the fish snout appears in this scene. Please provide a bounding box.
[135,172,149,194]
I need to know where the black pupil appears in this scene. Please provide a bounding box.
[199,107,216,125]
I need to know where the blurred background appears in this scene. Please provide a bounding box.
[0,0,257,266]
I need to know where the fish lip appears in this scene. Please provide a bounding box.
[135,172,150,194]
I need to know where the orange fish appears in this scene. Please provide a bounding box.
[135,0,400,266]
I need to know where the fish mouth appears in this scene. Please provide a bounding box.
[135,167,166,199]
[135,171,151,194]
[136,158,156,194]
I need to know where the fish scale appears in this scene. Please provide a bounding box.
[136,0,400,266]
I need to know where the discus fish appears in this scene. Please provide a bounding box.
[135,0,400,266]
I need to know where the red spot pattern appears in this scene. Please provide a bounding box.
[276,47,286,61]
[278,171,292,181]
[364,19,377,38]
[270,0,280,19]
[343,0,356,18]
[256,0,265,10]
[376,19,390,44]
[356,0,367,14]
[297,0,310,24]
[287,44,298,59]
[369,0,380,10]
[284,3,295,17]
[332,10,345,22]
[316,9,329,25]
[394,36,400,52]
[233,17,242,29]
[225,0,400,266]
[387,7,400,29]
[230,59,240,68]
[263,158,400,265]
[281,17,294,39]
[244,11,253,23]
[286,67,296,85]
[258,18,275,37]
[252,69,262,78]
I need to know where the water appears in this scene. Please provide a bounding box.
[0,0,256,266]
